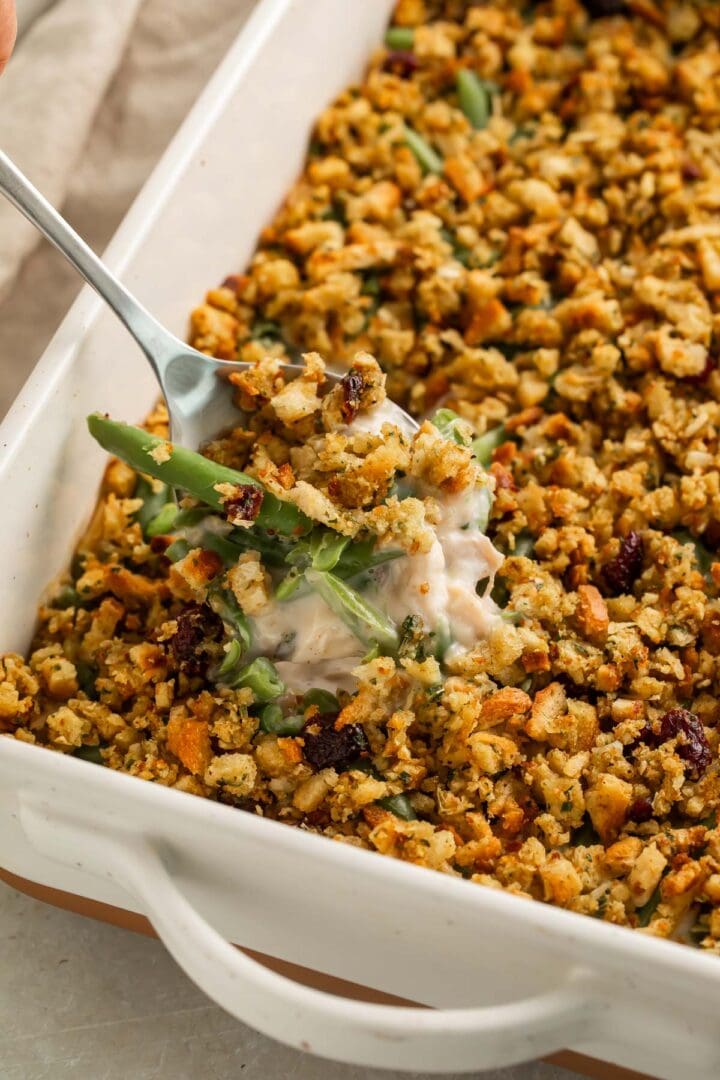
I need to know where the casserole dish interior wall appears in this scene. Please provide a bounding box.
[0,0,394,655]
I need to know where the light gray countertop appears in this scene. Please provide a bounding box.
[0,883,579,1080]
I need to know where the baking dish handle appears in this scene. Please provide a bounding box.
[17,798,597,1071]
[89,831,596,1071]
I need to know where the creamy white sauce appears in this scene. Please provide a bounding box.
[275,659,360,695]
[348,398,419,438]
[251,591,363,689]
[435,487,504,647]
[352,399,504,649]
[252,591,360,662]
[235,396,505,693]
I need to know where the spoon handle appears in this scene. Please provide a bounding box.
[0,149,174,379]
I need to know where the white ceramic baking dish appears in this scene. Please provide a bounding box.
[1,2,719,1075]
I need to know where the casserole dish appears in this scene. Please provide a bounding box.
[1,1,720,1075]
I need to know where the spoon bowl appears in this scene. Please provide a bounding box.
[0,150,418,449]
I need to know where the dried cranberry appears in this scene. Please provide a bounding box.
[628,798,653,823]
[580,0,628,15]
[224,484,264,525]
[340,369,365,423]
[643,708,712,780]
[660,709,711,778]
[682,159,702,181]
[303,715,368,771]
[382,50,419,78]
[150,535,172,553]
[602,532,644,595]
[170,602,223,675]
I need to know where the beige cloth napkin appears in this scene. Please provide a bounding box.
[0,0,256,416]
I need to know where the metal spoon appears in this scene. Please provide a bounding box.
[0,150,418,447]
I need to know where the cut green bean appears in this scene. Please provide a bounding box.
[636,885,663,928]
[165,538,191,563]
[72,744,104,765]
[403,125,443,174]
[275,566,305,602]
[208,581,251,648]
[285,528,349,573]
[431,408,472,447]
[334,540,404,581]
[88,415,310,537]
[303,688,340,714]
[310,530,351,572]
[250,319,283,343]
[471,424,506,467]
[385,26,414,50]
[476,487,492,533]
[570,816,599,847]
[199,531,250,566]
[172,507,214,530]
[134,476,174,537]
[259,704,305,736]
[456,69,493,130]
[229,527,291,568]
[216,639,244,679]
[221,656,285,702]
[51,585,82,610]
[672,529,713,579]
[305,569,399,653]
[513,531,534,558]
[75,660,99,700]
[146,503,180,537]
[377,793,417,821]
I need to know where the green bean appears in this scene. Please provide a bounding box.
[570,816,599,847]
[173,507,214,530]
[275,566,305,602]
[385,26,414,50]
[305,568,399,653]
[476,487,492,533]
[228,527,291,568]
[303,688,340,714]
[221,656,285,702]
[456,69,493,129]
[216,639,244,680]
[72,744,104,765]
[208,581,251,648]
[75,660,99,700]
[334,540,404,581]
[51,585,83,610]
[310,531,351,572]
[146,503,180,537]
[431,408,472,447]
[672,529,713,579]
[199,531,250,566]
[513,531,534,558]
[165,538,191,562]
[134,476,174,537]
[285,529,349,574]
[471,424,506,467]
[87,415,309,537]
[250,319,283,343]
[403,125,443,174]
[433,616,452,662]
[500,610,523,624]
[259,703,305,736]
[636,885,663,928]
[377,793,417,821]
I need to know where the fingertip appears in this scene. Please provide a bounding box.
[0,0,17,73]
